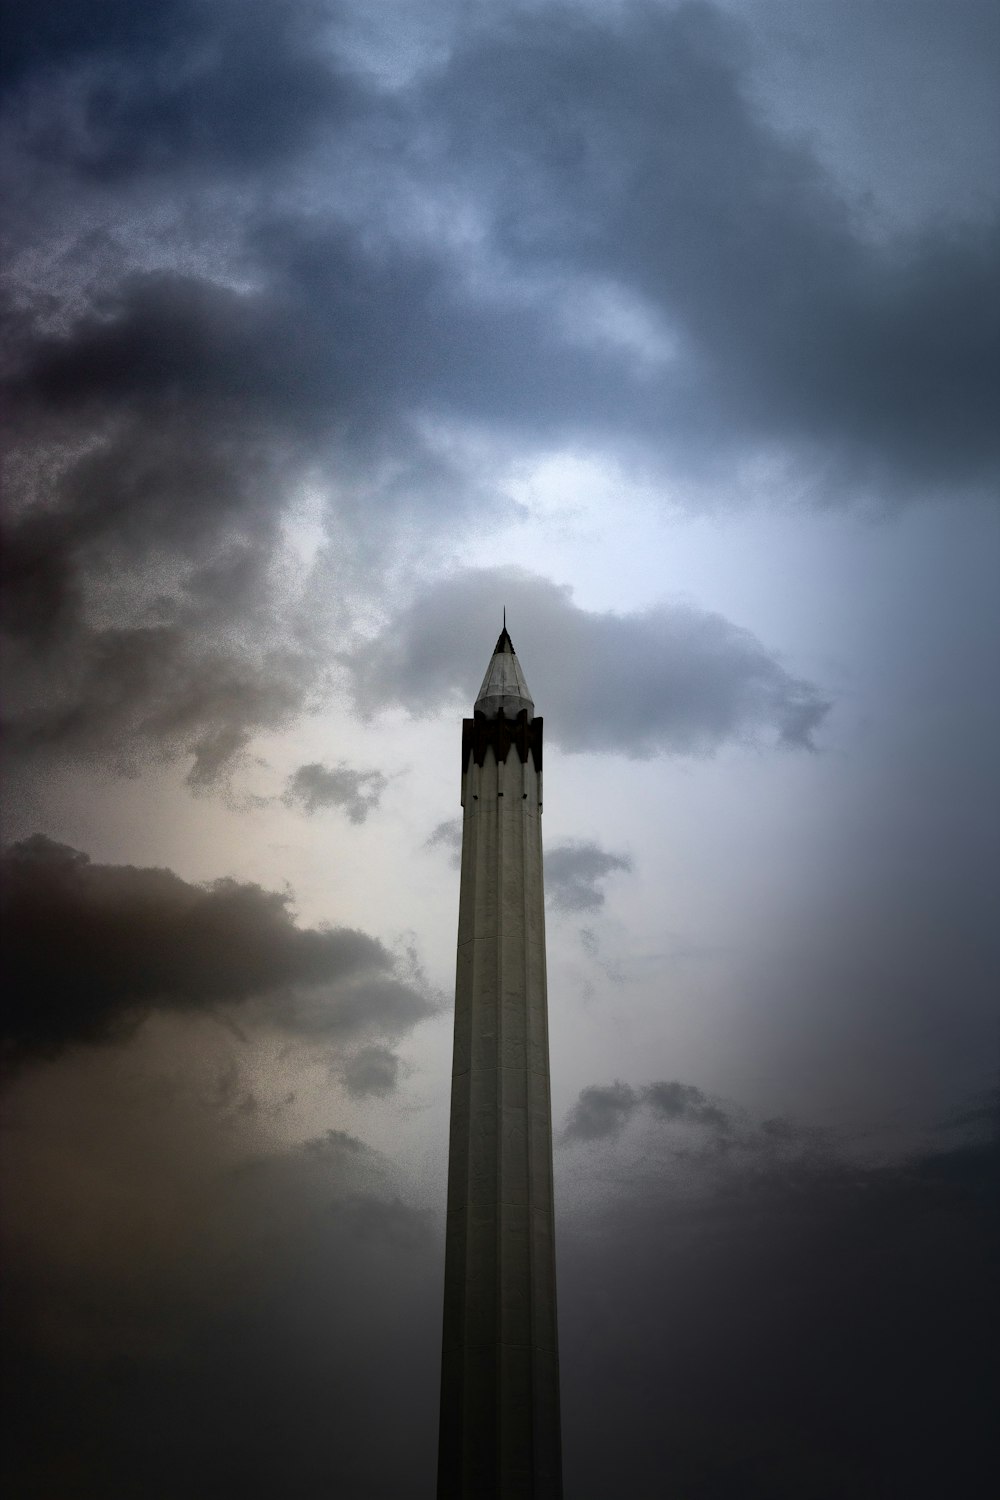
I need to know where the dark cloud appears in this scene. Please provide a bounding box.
[1,6,995,1494]
[642,1079,732,1133]
[1,2,193,89]
[7,248,447,436]
[3,615,314,786]
[1,1036,995,1497]
[563,1077,735,1142]
[0,247,507,782]
[0,1077,440,1499]
[1,322,324,783]
[417,3,1000,497]
[2,1,359,177]
[284,761,387,821]
[0,834,434,1058]
[556,1106,999,1499]
[341,1045,400,1097]
[351,567,830,754]
[5,0,992,795]
[562,1081,639,1141]
[546,839,632,913]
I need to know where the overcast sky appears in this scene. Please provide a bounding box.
[2,2,998,1495]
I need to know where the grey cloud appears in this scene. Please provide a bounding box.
[9,251,444,435]
[556,1107,998,1497]
[2,1,360,177]
[564,1077,735,1144]
[1,350,323,783]
[4,2,993,568]
[420,4,1000,498]
[0,7,995,1491]
[426,818,463,867]
[300,1127,366,1157]
[0,1070,441,1497]
[0,835,434,1058]
[744,0,1000,233]
[0,249,510,783]
[4,0,990,800]
[4,617,313,786]
[2,3,195,90]
[341,1045,401,1097]
[285,762,388,822]
[2,1010,995,1498]
[334,1190,435,1252]
[563,1081,639,1141]
[557,1081,997,1494]
[940,1090,999,1136]
[642,1080,733,1134]
[273,975,434,1041]
[350,567,830,755]
[546,840,632,913]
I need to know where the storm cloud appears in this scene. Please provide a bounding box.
[7,0,992,506]
[1,3,997,1496]
[0,835,434,1058]
[6,0,991,790]
[11,0,988,505]
[412,2,1000,496]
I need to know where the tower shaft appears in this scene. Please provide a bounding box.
[438,707,562,1498]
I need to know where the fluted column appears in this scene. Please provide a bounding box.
[438,716,562,1499]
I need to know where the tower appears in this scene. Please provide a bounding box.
[438,627,562,1499]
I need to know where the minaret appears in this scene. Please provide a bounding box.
[438,627,562,1498]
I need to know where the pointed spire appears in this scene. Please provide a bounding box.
[474,620,535,718]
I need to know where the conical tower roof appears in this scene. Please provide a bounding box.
[474,625,534,718]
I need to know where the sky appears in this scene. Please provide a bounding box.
[1,1,998,1494]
